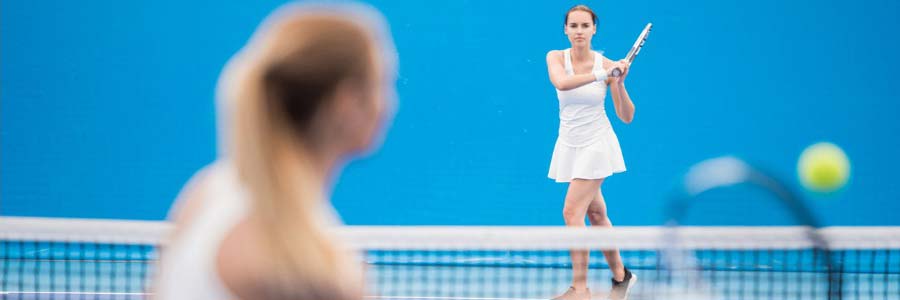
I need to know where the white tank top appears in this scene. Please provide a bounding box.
[555,48,612,148]
[154,161,247,300]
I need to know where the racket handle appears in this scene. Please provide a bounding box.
[610,68,622,78]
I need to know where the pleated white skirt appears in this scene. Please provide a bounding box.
[548,129,626,183]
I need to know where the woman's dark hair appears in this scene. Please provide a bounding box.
[564,5,597,25]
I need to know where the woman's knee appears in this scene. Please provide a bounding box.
[562,206,584,224]
[588,210,611,226]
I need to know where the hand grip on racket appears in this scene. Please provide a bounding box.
[610,23,652,78]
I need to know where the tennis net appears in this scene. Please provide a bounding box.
[2,217,899,299]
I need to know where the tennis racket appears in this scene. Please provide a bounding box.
[610,23,652,77]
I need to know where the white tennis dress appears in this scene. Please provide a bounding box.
[548,49,626,182]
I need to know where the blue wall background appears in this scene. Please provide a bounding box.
[3,0,899,225]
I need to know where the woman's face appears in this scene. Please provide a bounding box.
[338,48,396,157]
[565,11,596,47]
[360,51,395,153]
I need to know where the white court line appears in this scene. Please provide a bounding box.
[0,291,150,296]
[1,292,546,300]
[3,258,153,263]
[365,296,547,300]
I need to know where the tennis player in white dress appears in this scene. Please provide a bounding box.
[546,5,637,300]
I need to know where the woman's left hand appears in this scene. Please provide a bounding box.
[614,60,630,84]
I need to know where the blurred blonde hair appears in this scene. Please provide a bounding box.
[218,3,395,299]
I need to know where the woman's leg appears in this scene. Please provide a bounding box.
[586,187,625,281]
[562,178,603,292]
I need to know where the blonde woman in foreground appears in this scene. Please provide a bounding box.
[154,2,397,299]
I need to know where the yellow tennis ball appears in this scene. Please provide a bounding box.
[797,142,850,192]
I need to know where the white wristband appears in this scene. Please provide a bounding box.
[593,70,608,83]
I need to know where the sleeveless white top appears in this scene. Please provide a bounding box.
[548,49,626,182]
[555,49,613,148]
[154,161,246,300]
